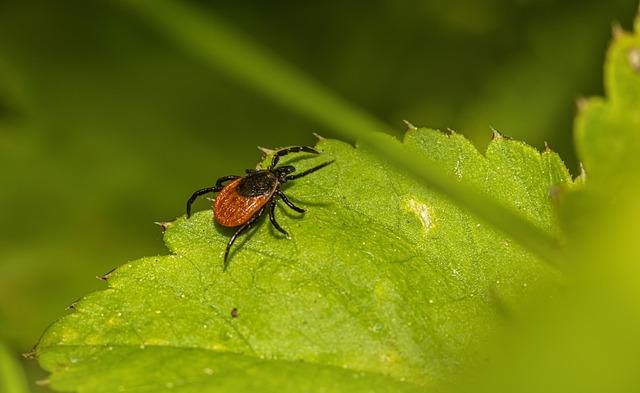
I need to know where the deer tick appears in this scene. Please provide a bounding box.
[186,146,333,270]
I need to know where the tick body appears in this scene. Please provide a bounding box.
[186,146,333,270]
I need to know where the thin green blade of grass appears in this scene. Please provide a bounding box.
[114,0,560,265]
[0,342,30,393]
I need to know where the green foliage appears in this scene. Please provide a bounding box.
[0,341,29,393]
[36,130,571,392]
[118,0,562,266]
[575,19,640,184]
[457,1,634,157]
[0,0,634,359]
[9,1,639,392]
[451,14,640,393]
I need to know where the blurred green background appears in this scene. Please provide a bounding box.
[0,0,637,390]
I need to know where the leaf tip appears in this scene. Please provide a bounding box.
[575,96,589,112]
[402,119,417,131]
[543,141,552,153]
[66,297,82,311]
[446,127,457,135]
[312,132,326,141]
[578,162,588,181]
[97,266,117,282]
[22,347,37,359]
[257,146,276,156]
[154,220,174,232]
[612,21,625,39]
[490,126,511,140]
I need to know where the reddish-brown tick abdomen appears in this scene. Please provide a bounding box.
[213,177,276,227]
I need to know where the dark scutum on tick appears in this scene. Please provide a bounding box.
[237,172,277,197]
[185,146,333,271]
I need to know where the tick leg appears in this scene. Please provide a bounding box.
[269,197,291,238]
[276,190,305,213]
[215,175,241,187]
[286,160,334,180]
[186,187,218,218]
[270,146,319,169]
[186,176,240,219]
[224,207,265,271]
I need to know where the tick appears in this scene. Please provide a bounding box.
[186,146,333,270]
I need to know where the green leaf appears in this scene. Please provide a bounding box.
[450,12,640,393]
[116,0,560,264]
[575,17,640,185]
[36,129,571,392]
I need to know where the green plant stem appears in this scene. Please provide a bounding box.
[115,0,561,265]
